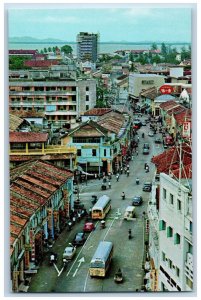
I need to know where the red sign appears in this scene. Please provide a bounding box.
[159,85,174,94]
[183,121,191,138]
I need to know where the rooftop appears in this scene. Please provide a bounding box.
[83,108,112,116]
[10,132,48,143]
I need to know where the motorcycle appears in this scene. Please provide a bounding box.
[114,268,123,283]
[100,220,106,229]
[136,178,140,185]
[63,258,68,270]
[121,192,125,200]
[128,229,132,240]
[49,252,57,266]
[142,133,144,138]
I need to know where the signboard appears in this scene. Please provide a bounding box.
[182,122,191,138]
[159,85,174,94]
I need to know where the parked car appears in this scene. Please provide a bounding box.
[72,232,86,246]
[155,138,162,144]
[63,244,76,260]
[143,143,150,149]
[143,148,149,155]
[148,131,154,137]
[143,182,152,192]
[83,222,95,232]
[132,196,143,206]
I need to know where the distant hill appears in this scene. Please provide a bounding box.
[9,36,67,43]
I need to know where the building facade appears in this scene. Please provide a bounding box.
[77,32,99,62]
[9,77,96,129]
[158,173,193,292]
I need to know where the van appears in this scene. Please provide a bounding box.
[124,206,136,220]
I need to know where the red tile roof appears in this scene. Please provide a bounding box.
[9,49,37,55]
[10,160,74,248]
[24,59,59,68]
[174,109,192,126]
[83,108,112,116]
[159,100,178,110]
[166,105,186,116]
[10,132,48,143]
[151,144,192,178]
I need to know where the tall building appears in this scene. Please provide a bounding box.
[9,69,96,129]
[77,32,99,62]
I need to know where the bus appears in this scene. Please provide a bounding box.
[89,241,113,277]
[91,195,111,220]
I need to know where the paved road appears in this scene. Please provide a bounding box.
[28,115,164,294]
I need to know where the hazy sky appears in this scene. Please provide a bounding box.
[8,7,191,42]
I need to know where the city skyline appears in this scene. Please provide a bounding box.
[8,7,191,43]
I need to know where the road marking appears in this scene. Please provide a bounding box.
[73,268,78,277]
[103,217,116,241]
[83,271,90,292]
[53,263,59,275]
[58,267,64,277]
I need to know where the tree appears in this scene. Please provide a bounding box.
[161,42,168,57]
[61,45,73,55]
[40,49,44,54]
[151,42,158,50]
[48,46,52,52]
[129,52,134,62]
[44,47,47,53]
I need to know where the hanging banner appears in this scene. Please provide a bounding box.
[182,122,191,138]
[159,85,174,94]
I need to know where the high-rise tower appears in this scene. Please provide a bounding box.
[77,32,99,62]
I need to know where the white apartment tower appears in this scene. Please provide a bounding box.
[77,32,99,63]
[158,173,193,292]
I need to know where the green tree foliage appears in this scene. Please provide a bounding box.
[61,45,73,55]
[151,42,158,50]
[129,52,134,62]
[9,56,31,70]
[161,43,168,57]
[40,49,44,54]
[181,46,191,61]
[48,46,52,52]
[44,47,47,53]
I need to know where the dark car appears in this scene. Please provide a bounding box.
[72,232,86,246]
[143,182,152,192]
[155,138,162,144]
[132,196,143,206]
[143,148,149,155]
[143,143,150,149]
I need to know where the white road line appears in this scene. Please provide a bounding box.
[66,223,97,277]
[73,268,79,277]
[53,263,59,274]
[103,217,116,241]
[58,267,64,277]
[83,271,90,292]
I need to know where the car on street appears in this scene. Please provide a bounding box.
[132,196,143,206]
[63,244,76,260]
[155,138,162,144]
[72,232,86,246]
[143,143,150,149]
[83,222,95,232]
[148,131,154,137]
[142,182,152,192]
[143,148,149,155]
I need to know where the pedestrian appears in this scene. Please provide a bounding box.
[108,181,111,189]
[131,155,134,161]
[144,163,147,170]
[116,173,119,182]
[137,136,140,142]
[120,167,123,174]
[94,173,97,179]
[136,150,138,156]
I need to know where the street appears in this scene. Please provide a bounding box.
[28,115,164,293]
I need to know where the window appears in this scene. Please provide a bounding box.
[86,105,89,110]
[92,149,96,157]
[168,259,172,269]
[177,199,181,211]
[86,95,89,101]
[162,251,166,262]
[170,193,174,205]
[167,226,173,237]
[186,276,193,289]
[176,267,180,278]
[104,149,106,156]
[189,221,192,233]
[174,233,181,245]
[86,86,89,91]
[159,220,166,231]
[72,86,76,91]
[163,188,167,200]
[77,149,81,156]
[142,80,154,85]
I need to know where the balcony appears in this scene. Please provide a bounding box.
[9,145,77,156]
[45,110,77,116]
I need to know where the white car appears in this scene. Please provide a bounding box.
[148,131,154,137]
[63,244,76,260]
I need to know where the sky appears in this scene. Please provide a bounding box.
[7,5,192,43]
